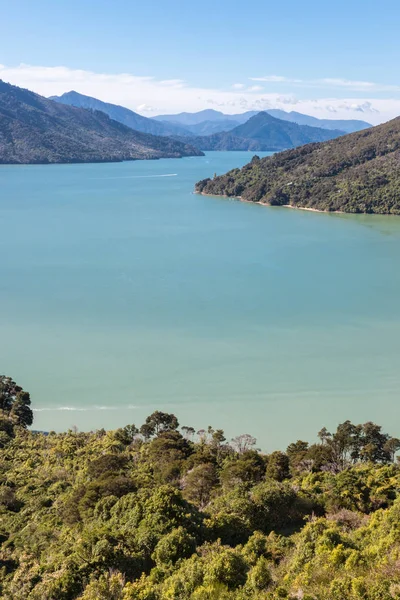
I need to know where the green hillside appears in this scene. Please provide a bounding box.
[0,81,202,164]
[195,117,400,214]
[2,375,400,599]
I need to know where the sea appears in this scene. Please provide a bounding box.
[1,151,400,449]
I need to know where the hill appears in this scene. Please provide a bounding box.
[155,108,371,134]
[153,108,229,126]
[267,109,371,133]
[195,117,400,214]
[1,375,400,599]
[0,81,202,164]
[182,112,345,151]
[50,91,191,137]
[184,118,241,136]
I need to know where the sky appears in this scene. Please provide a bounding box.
[1,0,400,124]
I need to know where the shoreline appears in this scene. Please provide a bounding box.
[195,191,342,214]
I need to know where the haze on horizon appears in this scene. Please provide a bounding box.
[1,0,400,125]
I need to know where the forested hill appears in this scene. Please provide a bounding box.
[195,117,400,214]
[0,80,203,164]
[181,112,344,151]
[2,375,400,599]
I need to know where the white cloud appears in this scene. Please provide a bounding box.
[338,101,379,113]
[277,95,299,105]
[250,74,400,93]
[0,63,399,125]
[251,75,298,83]
[137,103,156,113]
[232,83,245,89]
[248,85,263,92]
[159,79,185,88]
[320,78,376,89]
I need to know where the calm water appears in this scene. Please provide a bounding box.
[1,152,400,449]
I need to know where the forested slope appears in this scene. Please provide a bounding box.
[195,117,400,214]
[0,81,202,164]
[2,376,400,599]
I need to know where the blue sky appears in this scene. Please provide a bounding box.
[1,0,400,122]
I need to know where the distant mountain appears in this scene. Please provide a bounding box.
[155,108,370,136]
[153,109,230,126]
[50,91,191,137]
[195,117,400,214]
[267,109,371,133]
[0,81,202,164]
[184,119,241,136]
[179,112,345,151]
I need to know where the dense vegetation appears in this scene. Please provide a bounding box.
[0,81,203,164]
[2,377,400,599]
[195,117,400,214]
[180,113,344,152]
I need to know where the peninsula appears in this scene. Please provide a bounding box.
[195,117,400,214]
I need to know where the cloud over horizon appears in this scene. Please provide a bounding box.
[1,63,399,124]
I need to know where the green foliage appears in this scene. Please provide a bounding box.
[152,527,196,567]
[1,380,400,599]
[0,375,33,430]
[266,451,290,481]
[195,118,400,214]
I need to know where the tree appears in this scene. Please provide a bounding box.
[359,422,391,463]
[247,556,272,591]
[182,426,196,440]
[266,451,290,481]
[139,411,179,439]
[230,434,257,454]
[318,427,332,444]
[204,547,248,590]
[286,440,309,471]
[148,430,192,482]
[78,572,125,600]
[384,437,400,462]
[329,421,362,467]
[0,376,33,428]
[152,526,196,567]
[220,451,265,489]
[182,463,219,508]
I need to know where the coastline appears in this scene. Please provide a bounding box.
[195,191,341,214]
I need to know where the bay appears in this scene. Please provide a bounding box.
[1,151,400,449]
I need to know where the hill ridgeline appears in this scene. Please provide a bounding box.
[0,80,203,164]
[179,112,345,151]
[195,117,400,214]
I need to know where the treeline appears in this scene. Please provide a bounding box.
[1,376,400,599]
[195,117,400,214]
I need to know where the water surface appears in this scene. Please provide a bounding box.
[1,152,400,449]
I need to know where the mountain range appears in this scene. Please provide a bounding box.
[177,112,345,151]
[51,91,354,152]
[0,82,377,165]
[0,81,202,164]
[50,91,190,137]
[195,117,400,214]
[52,92,371,138]
[154,108,372,134]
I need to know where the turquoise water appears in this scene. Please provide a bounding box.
[1,152,400,450]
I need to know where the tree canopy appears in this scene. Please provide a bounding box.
[1,377,400,599]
